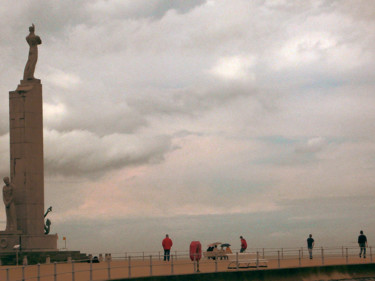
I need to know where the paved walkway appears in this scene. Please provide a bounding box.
[0,256,372,281]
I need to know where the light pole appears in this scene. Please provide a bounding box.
[13,244,20,266]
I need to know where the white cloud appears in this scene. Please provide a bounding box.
[43,102,66,120]
[276,33,336,69]
[295,137,327,153]
[210,55,256,80]
[44,69,81,89]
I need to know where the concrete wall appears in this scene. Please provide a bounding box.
[114,263,375,281]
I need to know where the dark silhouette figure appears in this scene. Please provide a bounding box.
[358,230,368,258]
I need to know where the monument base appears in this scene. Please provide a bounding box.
[0,250,88,265]
[0,231,57,252]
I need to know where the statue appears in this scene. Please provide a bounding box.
[44,206,52,234]
[44,219,51,235]
[2,177,17,231]
[23,24,42,81]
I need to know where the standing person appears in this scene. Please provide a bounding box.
[307,234,315,259]
[358,230,368,258]
[240,236,247,253]
[162,234,173,261]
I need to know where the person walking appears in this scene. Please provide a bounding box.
[240,236,247,253]
[307,234,315,259]
[162,234,173,261]
[358,230,368,258]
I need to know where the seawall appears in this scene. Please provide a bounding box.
[113,263,375,281]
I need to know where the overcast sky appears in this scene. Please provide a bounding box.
[0,0,375,254]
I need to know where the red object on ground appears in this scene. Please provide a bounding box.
[189,241,202,261]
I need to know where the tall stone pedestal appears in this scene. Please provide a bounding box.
[0,231,57,252]
[0,79,57,252]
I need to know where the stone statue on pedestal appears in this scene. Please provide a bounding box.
[0,24,58,254]
[23,23,42,81]
[2,177,17,231]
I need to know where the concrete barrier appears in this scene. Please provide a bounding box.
[112,263,375,281]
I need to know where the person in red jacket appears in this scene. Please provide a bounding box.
[162,234,173,261]
[240,236,247,253]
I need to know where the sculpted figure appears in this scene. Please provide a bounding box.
[23,24,42,81]
[44,206,52,234]
[44,219,51,234]
[3,177,17,231]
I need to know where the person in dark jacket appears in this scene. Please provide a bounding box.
[162,234,173,261]
[358,230,368,258]
[307,234,315,259]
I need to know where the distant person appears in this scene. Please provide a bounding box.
[225,246,232,254]
[162,234,173,261]
[358,230,368,258]
[240,236,247,253]
[307,234,315,259]
[212,245,218,252]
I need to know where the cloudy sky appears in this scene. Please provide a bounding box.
[1,0,375,254]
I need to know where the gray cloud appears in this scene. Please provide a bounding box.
[44,130,173,177]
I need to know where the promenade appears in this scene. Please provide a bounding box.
[0,246,374,281]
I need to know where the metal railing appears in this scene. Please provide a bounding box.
[0,245,372,281]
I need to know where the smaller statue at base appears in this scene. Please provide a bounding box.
[44,206,52,234]
[3,177,17,231]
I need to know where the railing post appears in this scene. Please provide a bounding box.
[54,262,57,281]
[6,268,9,281]
[321,247,324,265]
[342,246,344,257]
[301,247,303,258]
[107,258,111,280]
[370,247,373,263]
[171,255,174,274]
[128,256,131,278]
[37,263,41,281]
[22,266,25,281]
[256,251,259,268]
[72,261,75,281]
[278,250,280,268]
[298,249,301,266]
[149,255,153,276]
[346,248,348,264]
[90,255,93,281]
[236,252,239,270]
[215,253,218,272]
